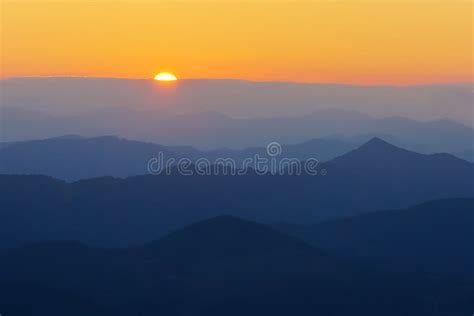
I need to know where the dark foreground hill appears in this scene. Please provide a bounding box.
[0,215,472,316]
[278,198,474,280]
[140,215,342,280]
[0,138,473,248]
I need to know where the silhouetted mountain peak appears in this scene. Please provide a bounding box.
[145,215,316,260]
[332,137,417,163]
[328,136,472,173]
[357,136,412,154]
[361,137,398,149]
[353,137,471,164]
[154,215,293,245]
[137,215,338,280]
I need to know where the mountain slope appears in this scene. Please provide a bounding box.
[0,217,353,314]
[318,138,474,213]
[0,139,472,248]
[3,101,473,152]
[0,135,184,180]
[0,135,355,180]
[279,198,474,279]
[331,137,471,168]
[140,215,339,280]
[1,215,473,316]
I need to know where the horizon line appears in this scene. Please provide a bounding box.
[2,75,473,88]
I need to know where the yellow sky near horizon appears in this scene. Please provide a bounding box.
[1,0,472,84]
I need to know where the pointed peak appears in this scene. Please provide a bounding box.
[356,137,406,153]
[331,137,418,163]
[364,137,392,146]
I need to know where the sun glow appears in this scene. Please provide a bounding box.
[154,72,177,81]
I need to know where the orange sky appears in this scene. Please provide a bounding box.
[1,0,472,84]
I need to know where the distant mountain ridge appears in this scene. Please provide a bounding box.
[2,77,472,125]
[1,135,472,180]
[3,105,473,153]
[0,134,356,181]
[0,138,472,248]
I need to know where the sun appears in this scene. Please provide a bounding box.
[154,72,177,81]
